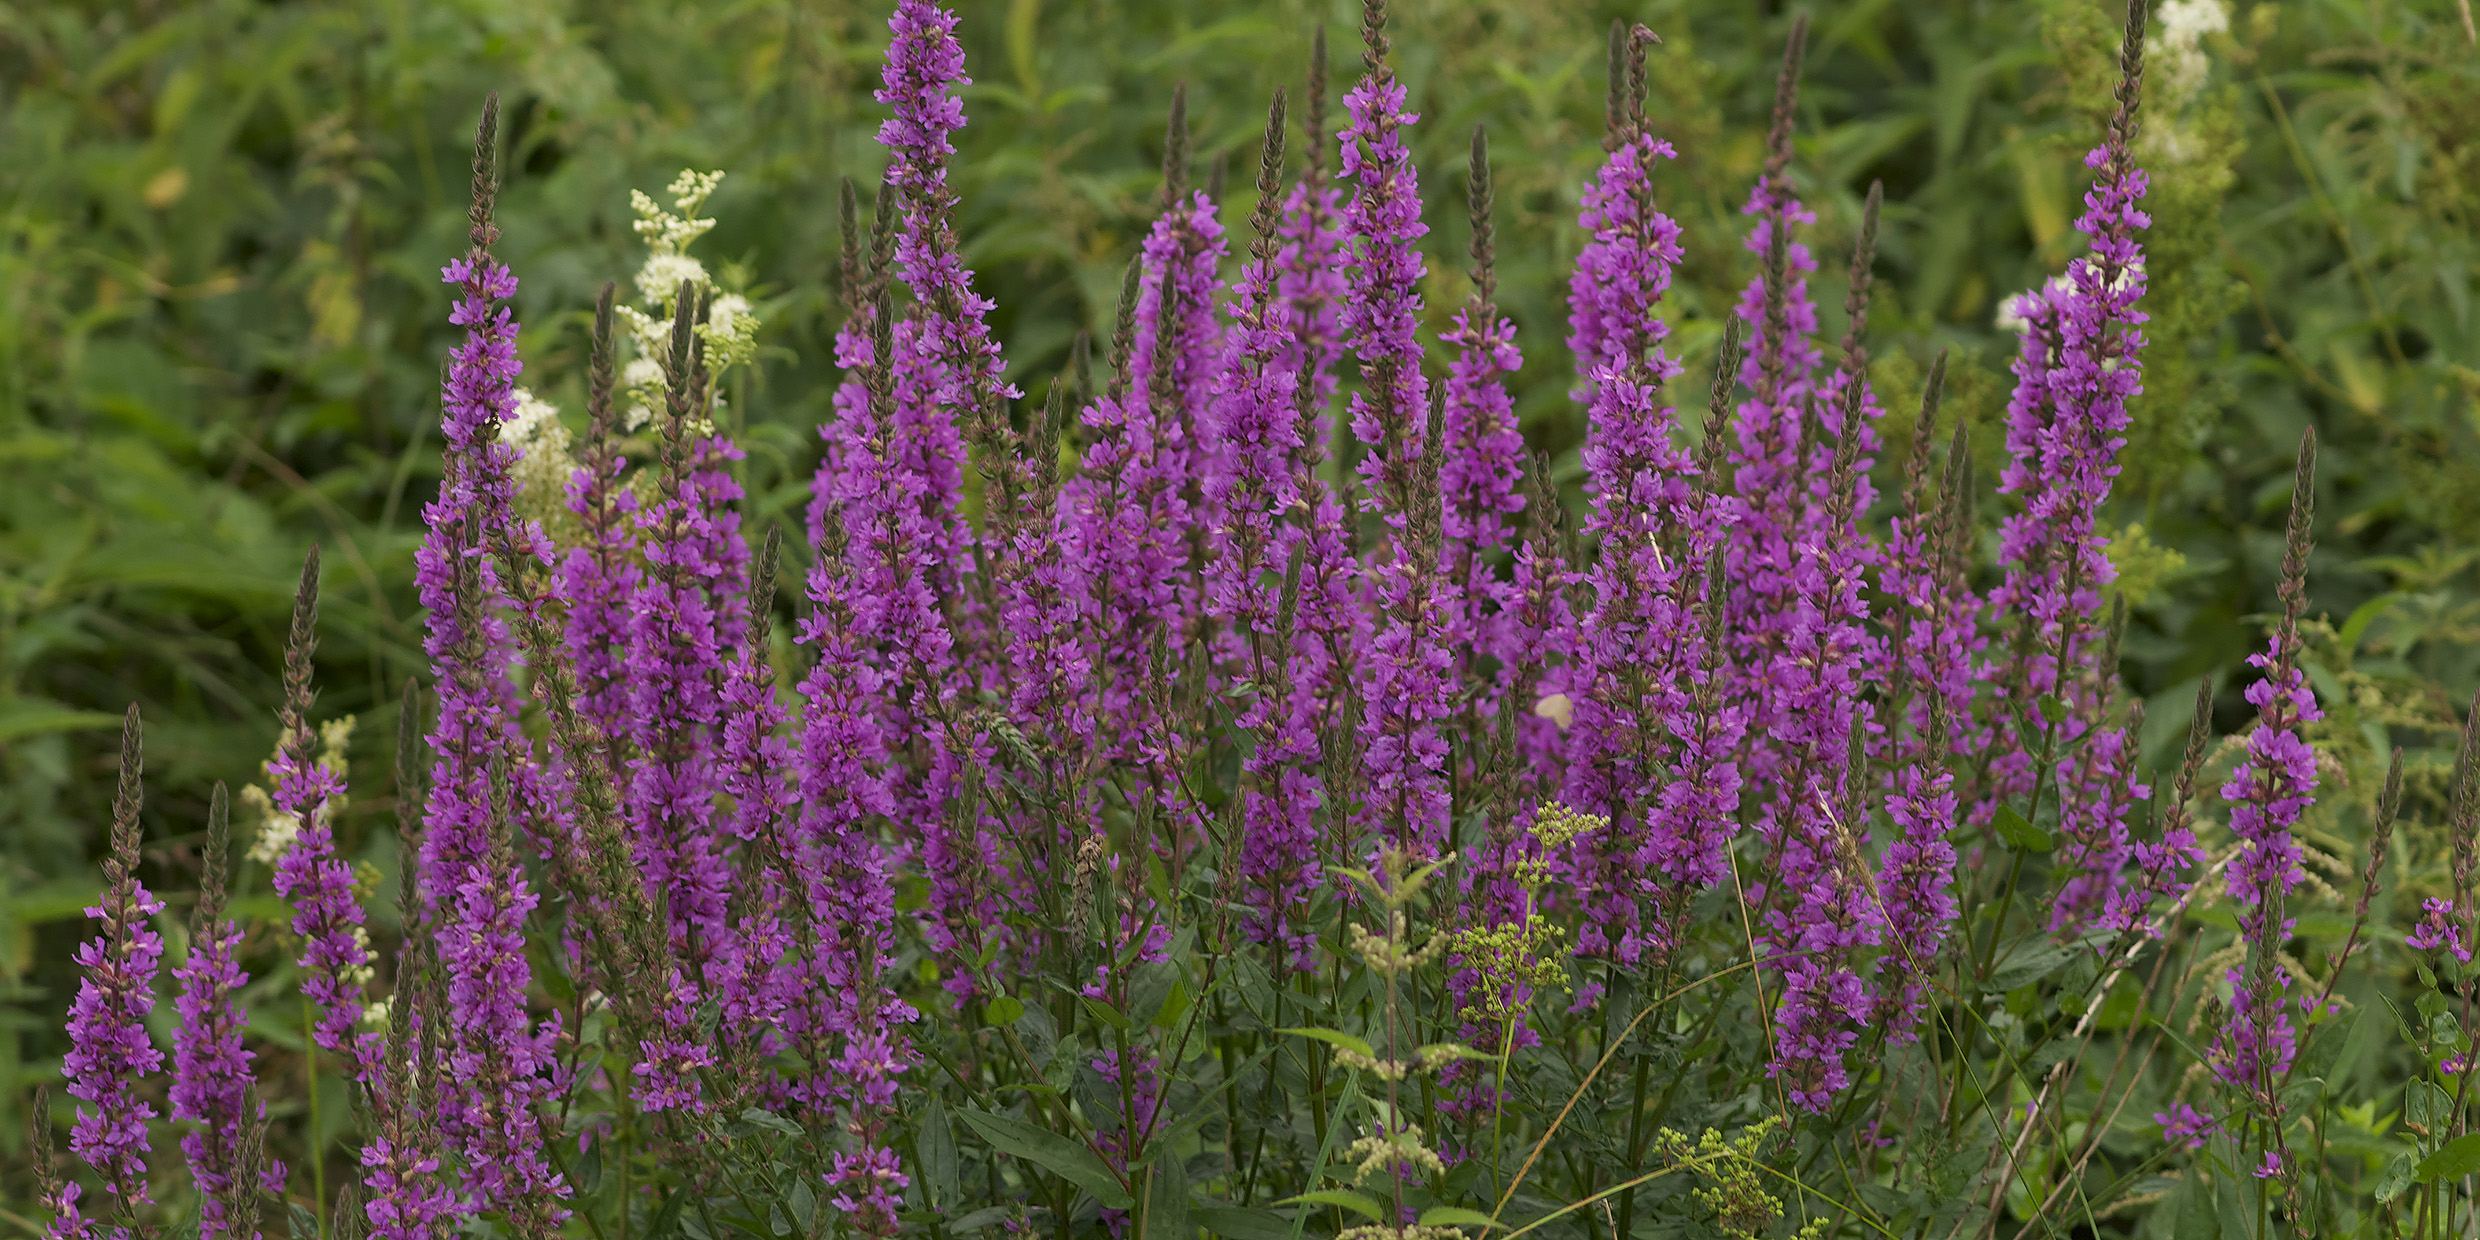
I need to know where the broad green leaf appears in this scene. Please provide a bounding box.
[919,1097,960,1209]
[2339,591,2405,651]
[1986,939,2077,991]
[577,1136,603,1195]
[1151,975,1192,1030]
[789,1180,817,1235]
[1415,1208,1501,1230]
[1082,996,1133,1031]
[1279,1190,1386,1222]
[1194,1207,1297,1240]
[1992,804,2051,852]
[737,1106,803,1137]
[2376,1153,2418,1203]
[2416,1132,2480,1183]
[957,1107,1133,1209]
[1276,1026,1374,1058]
[984,995,1026,1027]
[2293,1007,2361,1084]
[1144,1146,1191,1240]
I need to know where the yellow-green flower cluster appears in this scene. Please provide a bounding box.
[1652,1117,1822,1240]
[1445,915,1566,1027]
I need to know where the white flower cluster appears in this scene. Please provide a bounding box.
[616,169,760,431]
[502,386,576,536]
[2149,0,2230,163]
[242,715,356,867]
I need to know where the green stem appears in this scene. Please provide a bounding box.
[305,996,327,1239]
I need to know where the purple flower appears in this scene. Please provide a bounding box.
[415,112,572,1228]
[171,787,285,1240]
[620,429,748,976]
[267,558,374,1068]
[1211,123,1334,962]
[1338,16,1456,862]
[1556,115,1746,969]
[2156,1102,2216,1150]
[2408,897,2470,962]
[63,711,166,1233]
[1979,128,2150,862]
[2213,430,2321,1156]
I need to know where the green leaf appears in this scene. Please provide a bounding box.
[0,699,123,744]
[2174,1173,2219,1239]
[1276,1026,1374,1058]
[577,1136,604,1195]
[2339,591,2405,652]
[1150,976,1192,1030]
[2036,694,2069,725]
[1992,804,2051,851]
[789,1180,817,1236]
[2294,1007,2362,1084]
[984,995,1026,1027]
[1278,1190,1387,1222]
[2416,1132,2480,1183]
[737,1106,803,1137]
[956,1107,1133,1209]
[1415,1208,1502,1231]
[289,1203,323,1240]
[1130,959,1182,1030]
[1195,1207,1297,1240]
[648,1190,688,1240]
[1229,953,1277,1023]
[919,1097,960,1210]
[1144,1146,1191,1240]
[1082,996,1134,1031]
[1987,939,2079,991]
[2377,1153,2418,1203]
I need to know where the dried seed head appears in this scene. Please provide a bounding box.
[197,781,232,932]
[469,93,501,252]
[1305,26,1331,181]
[1107,254,1143,403]
[2110,0,2150,169]
[1162,82,1191,209]
[1467,125,1497,305]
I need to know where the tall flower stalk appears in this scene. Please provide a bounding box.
[171,783,281,1240]
[2215,430,2321,1180]
[61,709,166,1240]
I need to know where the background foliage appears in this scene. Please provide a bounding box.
[1,0,2475,1225]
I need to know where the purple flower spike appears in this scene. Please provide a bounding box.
[417,97,571,1233]
[1558,36,1739,971]
[2215,431,2321,1134]
[63,709,166,1235]
[1981,16,2152,853]
[267,549,374,1065]
[1440,127,1528,715]
[172,785,284,1240]
[621,426,749,974]
[1339,1,1457,862]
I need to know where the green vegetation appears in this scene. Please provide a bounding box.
[1,0,2475,1226]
